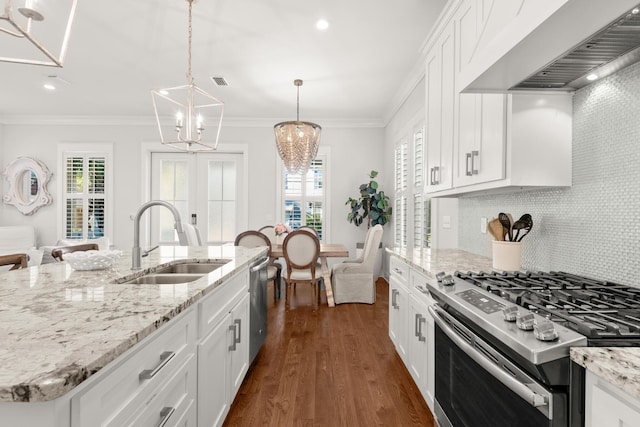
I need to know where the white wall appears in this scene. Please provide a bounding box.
[0,120,384,253]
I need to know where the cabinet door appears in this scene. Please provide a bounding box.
[198,313,231,427]
[229,293,250,399]
[408,295,429,397]
[586,372,640,427]
[389,277,408,362]
[426,21,455,193]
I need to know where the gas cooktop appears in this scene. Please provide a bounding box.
[454,271,640,344]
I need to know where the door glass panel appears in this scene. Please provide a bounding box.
[206,159,237,243]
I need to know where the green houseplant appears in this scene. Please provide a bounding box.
[346,170,392,228]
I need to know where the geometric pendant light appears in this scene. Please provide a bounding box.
[151,0,224,152]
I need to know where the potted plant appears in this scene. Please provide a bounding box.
[346,170,392,228]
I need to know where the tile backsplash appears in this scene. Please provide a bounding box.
[459,61,640,286]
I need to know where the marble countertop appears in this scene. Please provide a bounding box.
[571,347,640,400]
[385,247,494,278]
[0,245,266,403]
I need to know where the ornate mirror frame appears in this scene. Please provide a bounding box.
[2,157,53,215]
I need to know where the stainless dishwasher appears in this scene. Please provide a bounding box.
[249,256,270,363]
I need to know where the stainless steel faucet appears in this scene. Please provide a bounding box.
[132,200,188,270]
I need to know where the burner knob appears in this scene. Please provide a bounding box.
[502,306,519,322]
[516,312,535,331]
[441,275,455,286]
[534,320,560,342]
[435,272,446,282]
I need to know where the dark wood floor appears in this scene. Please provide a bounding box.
[223,278,436,427]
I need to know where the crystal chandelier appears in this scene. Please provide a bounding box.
[0,0,78,67]
[274,79,321,174]
[151,0,224,152]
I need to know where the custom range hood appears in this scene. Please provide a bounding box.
[514,3,640,90]
[458,0,640,92]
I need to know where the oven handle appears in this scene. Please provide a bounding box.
[428,305,548,408]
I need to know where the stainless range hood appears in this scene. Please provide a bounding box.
[457,0,640,93]
[513,4,640,90]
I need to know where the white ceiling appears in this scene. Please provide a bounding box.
[0,0,446,125]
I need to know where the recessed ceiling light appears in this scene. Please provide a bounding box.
[586,74,599,81]
[316,19,329,31]
[159,89,169,96]
[632,7,639,14]
[43,83,56,91]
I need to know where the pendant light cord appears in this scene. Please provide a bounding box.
[296,84,300,121]
[187,0,193,85]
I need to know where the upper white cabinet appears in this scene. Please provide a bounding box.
[424,0,573,197]
[425,21,455,193]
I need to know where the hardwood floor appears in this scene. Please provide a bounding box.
[223,278,436,427]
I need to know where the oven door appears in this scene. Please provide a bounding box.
[428,305,567,427]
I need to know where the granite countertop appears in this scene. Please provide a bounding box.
[0,245,266,403]
[571,347,640,400]
[385,247,494,278]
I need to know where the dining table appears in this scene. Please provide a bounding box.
[271,243,349,307]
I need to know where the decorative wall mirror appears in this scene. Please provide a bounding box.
[2,157,53,215]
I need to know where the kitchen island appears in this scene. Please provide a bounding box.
[0,245,266,426]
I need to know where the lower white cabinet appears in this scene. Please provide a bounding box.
[198,292,250,427]
[585,370,640,427]
[389,273,409,364]
[408,269,436,411]
[388,256,436,412]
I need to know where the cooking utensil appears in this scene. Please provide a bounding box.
[511,214,530,241]
[498,212,512,241]
[515,214,533,242]
[488,218,504,241]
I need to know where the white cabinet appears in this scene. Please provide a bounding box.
[425,20,455,193]
[585,371,640,427]
[71,307,198,427]
[197,269,250,427]
[388,256,436,412]
[408,268,435,410]
[389,256,410,363]
[454,93,506,188]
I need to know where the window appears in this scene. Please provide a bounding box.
[394,141,408,247]
[59,144,113,242]
[412,125,431,249]
[281,153,327,241]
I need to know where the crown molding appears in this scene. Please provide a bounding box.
[0,115,385,128]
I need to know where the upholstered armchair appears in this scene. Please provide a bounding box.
[331,224,383,304]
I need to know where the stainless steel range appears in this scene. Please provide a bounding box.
[427,270,640,427]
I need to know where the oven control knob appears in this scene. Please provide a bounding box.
[502,306,519,322]
[435,272,446,282]
[534,320,560,342]
[516,312,535,331]
[441,275,455,286]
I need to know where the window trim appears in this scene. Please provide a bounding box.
[276,145,331,242]
[57,143,114,244]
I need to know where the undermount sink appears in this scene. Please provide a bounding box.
[155,260,230,275]
[120,273,204,285]
[114,260,231,285]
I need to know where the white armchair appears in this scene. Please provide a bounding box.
[331,224,383,304]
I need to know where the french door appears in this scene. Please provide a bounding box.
[150,152,245,245]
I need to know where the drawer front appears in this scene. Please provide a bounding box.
[199,268,248,338]
[71,309,197,427]
[390,256,409,286]
[120,354,197,427]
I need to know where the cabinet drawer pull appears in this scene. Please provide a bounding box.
[139,351,175,381]
[157,406,175,427]
[415,313,421,337]
[465,152,472,176]
[228,323,237,351]
[234,318,242,344]
[471,150,479,175]
[391,289,399,309]
[433,166,440,185]
[417,315,426,342]
[393,267,403,275]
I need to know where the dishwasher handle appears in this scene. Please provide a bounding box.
[250,256,270,272]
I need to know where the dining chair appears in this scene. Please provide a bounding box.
[331,224,383,304]
[282,229,322,309]
[258,225,277,245]
[51,243,100,262]
[0,253,29,270]
[234,230,282,300]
